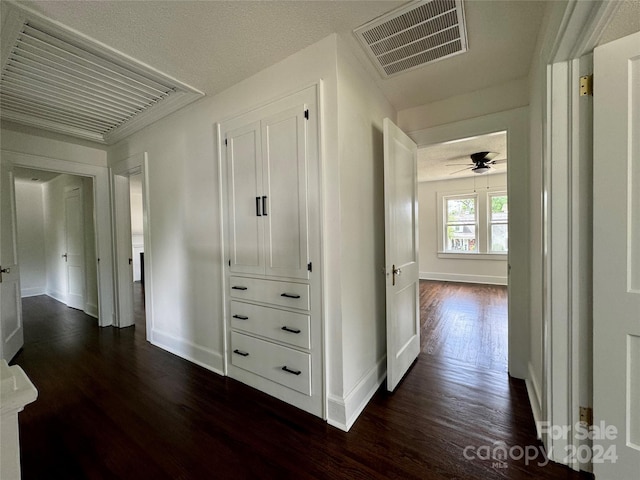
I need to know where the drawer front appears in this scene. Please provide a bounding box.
[230,332,311,395]
[229,276,309,310]
[230,301,311,349]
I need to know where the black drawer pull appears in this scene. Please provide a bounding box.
[233,315,248,320]
[281,326,301,334]
[281,293,300,299]
[232,286,247,290]
[233,349,249,357]
[282,366,301,375]
[262,196,268,216]
[256,196,262,216]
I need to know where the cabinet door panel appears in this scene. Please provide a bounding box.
[262,106,309,279]
[227,121,264,275]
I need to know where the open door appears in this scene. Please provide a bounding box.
[384,118,420,392]
[113,174,134,328]
[64,186,85,310]
[0,159,23,361]
[593,30,640,478]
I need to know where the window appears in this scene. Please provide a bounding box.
[438,189,508,257]
[489,194,508,252]
[444,196,477,252]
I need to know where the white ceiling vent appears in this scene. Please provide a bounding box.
[0,4,204,144]
[354,0,468,78]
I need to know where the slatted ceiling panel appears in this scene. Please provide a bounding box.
[354,0,468,78]
[0,13,203,143]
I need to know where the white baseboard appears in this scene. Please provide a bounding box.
[84,302,98,319]
[21,286,45,298]
[46,290,66,304]
[419,272,507,285]
[150,328,225,376]
[526,362,543,439]
[327,356,386,432]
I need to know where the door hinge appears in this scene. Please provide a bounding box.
[304,109,309,120]
[228,259,231,267]
[579,74,593,96]
[224,138,228,146]
[307,262,312,272]
[579,406,593,426]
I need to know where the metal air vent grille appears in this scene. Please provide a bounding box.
[354,0,468,78]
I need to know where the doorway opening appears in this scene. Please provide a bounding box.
[13,168,100,334]
[129,172,147,335]
[416,130,509,373]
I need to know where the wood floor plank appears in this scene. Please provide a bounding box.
[12,282,591,479]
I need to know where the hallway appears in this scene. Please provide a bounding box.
[12,286,588,479]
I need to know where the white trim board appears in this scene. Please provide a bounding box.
[419,272,507,286]
[150,328,225,376]
[326,356,386,432]
[20,287,45,298]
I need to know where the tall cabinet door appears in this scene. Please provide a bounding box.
[226,121,265,275]
[262,105,309,280]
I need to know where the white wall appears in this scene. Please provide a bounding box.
[15,181,46,297]
[419,174,508,285]
[331,35,396,428]
[398,77,529,133]
[43,174,98,315]
[108,34,340,380]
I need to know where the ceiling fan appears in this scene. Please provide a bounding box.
[447,151,506,175]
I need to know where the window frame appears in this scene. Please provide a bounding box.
[442,193,479,253]
[436,187,508,259]
[488,191,509,254]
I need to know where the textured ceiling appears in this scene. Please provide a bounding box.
[13,0,546,112]
[417,130,507,182]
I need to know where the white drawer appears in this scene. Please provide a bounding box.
[230,301,311,349]
[229,276,309,310]
[230,332,311,396]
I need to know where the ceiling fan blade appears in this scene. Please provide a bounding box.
[490,159,507,165]
[449,166,472,175]
[445,163,472,166]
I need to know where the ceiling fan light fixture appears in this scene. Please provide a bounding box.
[473,165,490,174]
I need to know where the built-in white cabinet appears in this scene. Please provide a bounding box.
[220,86,322,417]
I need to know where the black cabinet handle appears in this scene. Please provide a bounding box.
[233,349,249,357]
[232,286,247,290]
[233,315,248,320]
[262,196,268,216]
[256,196,262,216]
[281,326,301,334]
[281,293,300,299]
[282,366,301,375]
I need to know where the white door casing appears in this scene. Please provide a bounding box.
[593,30,640,479]
[384,117,420,392]
[64,186,85,310]
[0,160,23,361]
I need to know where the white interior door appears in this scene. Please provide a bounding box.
[0,159,23,361]
[64,187,85,310]
[593,30,640,478]
[114,174,134,328]
[384,117,420,392]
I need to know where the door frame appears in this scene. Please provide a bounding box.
[409,107,529,379]
[1,149,115,327]
[111,152,153,337]
[537,0,620,471]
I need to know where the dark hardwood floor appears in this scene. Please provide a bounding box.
[420,280,508,372]
[11,282,590,479]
